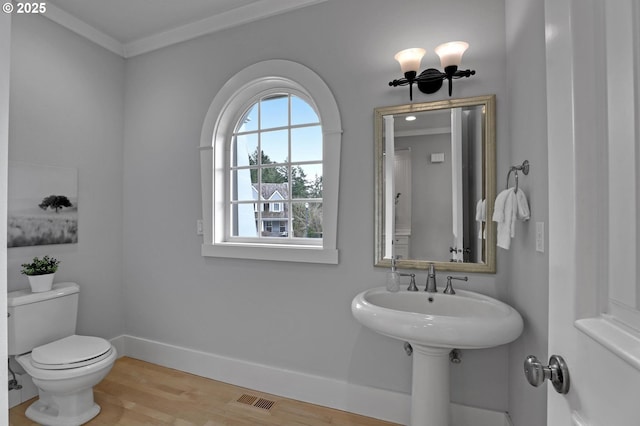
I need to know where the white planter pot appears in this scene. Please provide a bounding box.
[27,273,55,293]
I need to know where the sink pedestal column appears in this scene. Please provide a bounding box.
[411,345,451,426]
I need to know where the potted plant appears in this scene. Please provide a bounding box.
[20,255,60,292]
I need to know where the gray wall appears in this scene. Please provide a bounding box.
[5,0,552,419]
[121,0,511,411]
[7,15,126,339]
[505,0,550,425]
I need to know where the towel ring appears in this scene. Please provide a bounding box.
[506,160,530,193]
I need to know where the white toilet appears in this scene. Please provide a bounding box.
[8,282,117,426]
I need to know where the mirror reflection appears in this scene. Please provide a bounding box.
[374,95,496,273]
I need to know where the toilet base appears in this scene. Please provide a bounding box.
[25,388,101,426]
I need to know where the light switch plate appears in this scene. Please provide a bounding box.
[431,152,445,163]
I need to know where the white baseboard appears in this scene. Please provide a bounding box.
[113,335,510,426]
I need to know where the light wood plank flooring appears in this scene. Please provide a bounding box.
[10,357,401,426]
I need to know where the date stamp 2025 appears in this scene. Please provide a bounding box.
[3,2,47,14]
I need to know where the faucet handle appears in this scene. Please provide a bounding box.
[400,273,418,291]
[407,274,418,291]
[444,276,468,295]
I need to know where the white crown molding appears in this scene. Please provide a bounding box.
[43,0,328,58]
[43,3,125,57]
[124,0,328,58]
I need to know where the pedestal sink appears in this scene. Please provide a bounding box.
[351,287,523,426]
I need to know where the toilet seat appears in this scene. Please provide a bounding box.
[31,335,113,370]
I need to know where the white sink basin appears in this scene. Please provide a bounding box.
[352,286,523,425]
[351,287,523,350]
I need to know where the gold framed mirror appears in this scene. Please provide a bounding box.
[374,95,496,273]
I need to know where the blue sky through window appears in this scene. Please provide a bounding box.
[233,94,322,189]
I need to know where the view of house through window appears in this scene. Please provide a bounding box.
[230,93,323,241]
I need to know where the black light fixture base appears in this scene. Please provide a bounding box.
[416,68,444,94]
[389,67,476,99]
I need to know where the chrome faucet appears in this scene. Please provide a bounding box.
[425,263,437,292]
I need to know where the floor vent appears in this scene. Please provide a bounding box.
[254,398,275,410]
[236,394,258,405]
[236,394,276,411]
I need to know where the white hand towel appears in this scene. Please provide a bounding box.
[492,189,510,222]
[493,188,516,249]
[516,189,530,221]
[493,188,531,250]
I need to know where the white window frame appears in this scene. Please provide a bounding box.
[200,60,341,264]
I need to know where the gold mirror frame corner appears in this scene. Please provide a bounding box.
[374,94,497,273]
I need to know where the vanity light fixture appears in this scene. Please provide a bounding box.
[389,41,475,100]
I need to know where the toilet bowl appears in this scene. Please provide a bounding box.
[16,335,117,426]
[8,282,117,425]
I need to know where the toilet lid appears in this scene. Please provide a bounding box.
[31,335,112,369]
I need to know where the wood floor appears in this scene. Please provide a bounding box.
[9,357,400,426]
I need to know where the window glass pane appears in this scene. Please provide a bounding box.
[291,95,319,125]
[260,95,288,129]
[260,218,289,238]
[232,202,259,238]
[261,129,288,164]
[248,148,260,169]
[291,125,322,162]
[292,202,322,238]
[232,133,258,167]
[224,85,329,246]
[231,169,257,202]
[237,104,259,133]
[261,168,288,186]
[291,163,322,199]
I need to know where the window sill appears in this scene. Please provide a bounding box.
[575,315,640,372]
[201,243,338,264]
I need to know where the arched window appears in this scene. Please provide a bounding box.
[200,60,341,263]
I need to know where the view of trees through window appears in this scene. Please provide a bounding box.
[230,93,323,240]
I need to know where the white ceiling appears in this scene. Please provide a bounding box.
[43,0,327,58]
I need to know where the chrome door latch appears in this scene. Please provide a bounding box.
[524,354,570,394]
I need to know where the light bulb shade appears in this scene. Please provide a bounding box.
[394,48,426,74]
[434,41,469,68]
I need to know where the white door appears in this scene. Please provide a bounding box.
[545,0,640,424]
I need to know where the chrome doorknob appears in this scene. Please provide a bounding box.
[524,354,570,394]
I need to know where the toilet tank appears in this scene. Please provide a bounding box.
[8,282,80,355]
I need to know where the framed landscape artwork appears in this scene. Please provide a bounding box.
[7,162,78,247]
